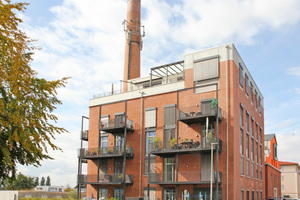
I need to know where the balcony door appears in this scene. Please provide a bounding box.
[98,188,108,200]
[163,157,175,182]
[99,160,108,182]
[114,188,124,200]
[115,135,124,152]
[164,129,175,150]
[114,159,123,174]
[115,114,125,127]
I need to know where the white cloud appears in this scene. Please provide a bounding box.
[288,67,300,76]
[277,130,300,164]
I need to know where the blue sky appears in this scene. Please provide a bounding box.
[12,0,300,187]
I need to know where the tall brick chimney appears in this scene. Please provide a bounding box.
[123,0,143,92]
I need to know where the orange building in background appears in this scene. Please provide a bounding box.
[264,134,281,200]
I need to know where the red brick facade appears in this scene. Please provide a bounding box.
[81,45,265,200]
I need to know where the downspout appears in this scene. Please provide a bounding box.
[225,45,229,200]
[139,91,144,197]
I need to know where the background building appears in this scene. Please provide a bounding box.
[279,161,300,199]
[264,134,281,200]
[77,1,265,200]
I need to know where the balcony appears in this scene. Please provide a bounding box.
[149,138,222,157]
[78,173,133,185]
[81,130,88,141]
[99,118,134,133]
[78,146,134,159]
[148,171,222,185]
[178,105,222,125]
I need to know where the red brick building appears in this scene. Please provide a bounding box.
[264,134,281,200]
[77,1,265,200]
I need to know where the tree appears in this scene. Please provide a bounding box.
[34,177,39,186]
[46,176,50,186]
[3,172,35,190]
[0,0,68,182]
[40,176,45,186]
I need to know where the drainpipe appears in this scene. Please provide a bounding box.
[139,91,144,197]
[225,45,229,200]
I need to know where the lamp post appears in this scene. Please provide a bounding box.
[210,142,219,200]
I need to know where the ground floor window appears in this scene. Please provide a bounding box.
[98,188,108,200]
[114,188,124,200]
[144,187,156,200]
[193,187,222,200]
[163,188,175,200]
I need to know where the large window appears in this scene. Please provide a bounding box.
[241,190,244,200]
[240,105,244,127]
[145,130,156,175]
[114,188,124,200]
[246,112,249,132]
[163,188,175,200]
[145,107,157,128]
[194,57,219,82]
[164,158,175,182]
[259,96,262,113]
[245,73,249,95]
[239,64,244,87]
[273,143,278,160]
[99,188,108,200]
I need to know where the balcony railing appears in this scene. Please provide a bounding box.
[78,146,134,159]
[178,105,222,124]
[81,130,88,141]
[149,137,222,156]
[148,171,222,184]
[78,173,133,185]
[100,118,134,133]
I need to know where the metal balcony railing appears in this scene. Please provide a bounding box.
[78,174,133,184]
[100,118,134,131]
[179,105,222,120]
[78,146,134,158]
[149,137,221,153]
[148,171,222,184]
[81,130,88,141]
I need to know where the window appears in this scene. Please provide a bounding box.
[256,142,258,163]
[164,157,175,182]
[114,188,124,200]
[273,143,278,160]
[259,145,262,165]
[256,191,259,200]
[260,191,262,200]
[145,130,156,175]
[251,139,254,160]
[240,105,244,127]
[252,191,254,200]
[239,64,244,87]
[145,107,157,128]
[240,129,244,155]
[245,73,249,95]
[144,188,156,200]
[164,105,176,128]
[282,185,284,190]
[255,91,258,109]
[163,188,175,200]
[194,57,219,82]
[259,96,262,113]
[246,191,249,200]
[246,134,249,158]
[241,190,244,200]
[282,175,284,180]
[241,156,244,175]
[99,188,108,200]
[246,112,249,132]
[251,118,254,137]
[255,123,258,139]
[250,82,253,103]
[259,127,262,144]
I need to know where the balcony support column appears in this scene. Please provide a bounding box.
[216,83,219,200]
[123,101,128,198]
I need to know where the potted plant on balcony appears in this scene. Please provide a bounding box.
[118,173,124,182]
[169,138,177,149]
[152,137,162,151]
[92,149,97,156]
[107,148,113,154]
[206,131,216,146]
[98,148,102,155]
